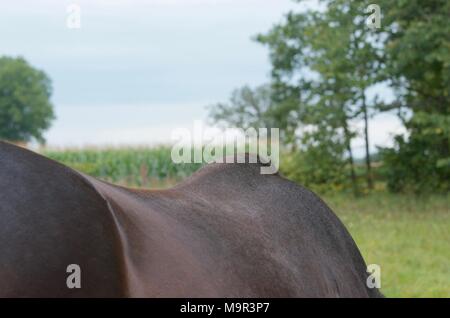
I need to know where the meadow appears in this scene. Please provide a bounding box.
[42,147,450,298]
[325,193,449,298]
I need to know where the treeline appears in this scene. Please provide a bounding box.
[208,0,450,194]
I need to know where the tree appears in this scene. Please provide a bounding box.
[208,84,300,145]
[257,0,384,193]
[0,56,55,144]
[208,0,449,194]
[377,0,450,193]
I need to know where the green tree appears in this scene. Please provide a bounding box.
[208,84,300,145]
[0,56,55,144]
[208,0,449,194]
[377,0,450,193]
[257,0,384,193]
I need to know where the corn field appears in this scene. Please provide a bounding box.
[42,146,202,188]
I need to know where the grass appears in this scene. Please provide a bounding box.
[41,147,449,297]
[324,192,450,298]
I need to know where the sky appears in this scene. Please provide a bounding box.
[0,0,404,156]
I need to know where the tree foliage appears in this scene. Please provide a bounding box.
[208,0,449,194]
[257,0,384,192]
[0,56,55,143]
[208,84,300,144]
[376,0,450,193]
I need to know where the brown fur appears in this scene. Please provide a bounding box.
[0,141,382,297]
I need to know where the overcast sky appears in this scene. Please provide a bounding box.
[0,0,403,155]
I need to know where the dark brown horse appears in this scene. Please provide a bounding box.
[0,141,381,297]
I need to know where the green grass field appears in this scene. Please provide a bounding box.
[42,147,450,297]
[325,193,450,298]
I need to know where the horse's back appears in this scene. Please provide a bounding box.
[0,142,381,297]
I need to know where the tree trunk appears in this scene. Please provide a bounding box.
[362,90,373,190]
[343,121,359,196]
